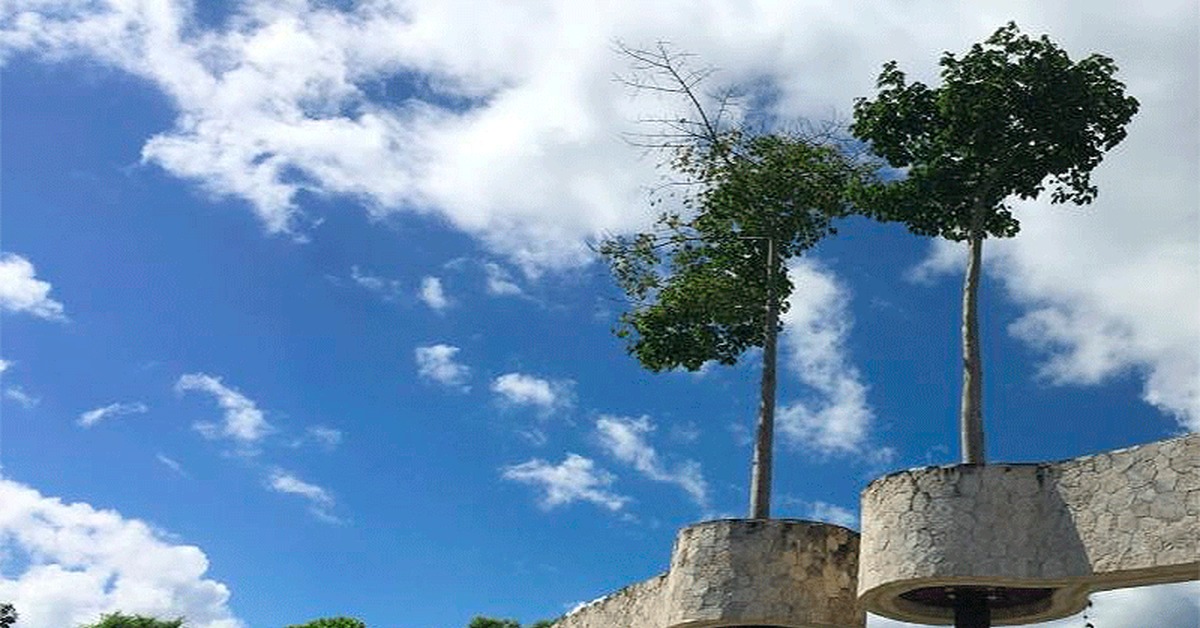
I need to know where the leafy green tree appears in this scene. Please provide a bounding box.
[0,603,16,628]
[80,612,184,628]
[468,619,520,628]
[285,618,366,628]
[468,618,553,628]
[602,44,870,518]
[851,22,1138,463]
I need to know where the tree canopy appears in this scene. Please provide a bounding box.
[0,603,16,628]
[852,21,1138,240]
[468,616,553,628]
[286,617,367,628]
[80,612,185,628]
[601,131,864,372]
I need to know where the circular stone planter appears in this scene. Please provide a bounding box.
[857,463,1094,624]
[662,519,862,628]
[858,436,1200,625]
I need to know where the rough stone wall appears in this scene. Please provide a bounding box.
[663,520,861,627]
[858,434,1199,625]
[553,520,863,628]
[554,574,667,628]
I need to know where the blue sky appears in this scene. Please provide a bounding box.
[0,1,1196,627]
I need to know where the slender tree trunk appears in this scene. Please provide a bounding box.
[749,238,777,519]
[960,231,986,464]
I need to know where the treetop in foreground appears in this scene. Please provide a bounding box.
[285,617,367,628]
[80,612,185,628]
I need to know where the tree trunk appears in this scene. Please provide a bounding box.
[960,232,986,464]
[749,238,778,519]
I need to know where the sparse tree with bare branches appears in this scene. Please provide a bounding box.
[601,43,871,519]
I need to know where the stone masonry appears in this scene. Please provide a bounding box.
[554,519,862,628]
[551,436,1197,627]
[858,433,1199,625]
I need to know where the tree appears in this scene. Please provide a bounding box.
[468,619,519,628]
[851,22,1138,464]
[80,612,185,628]
[0,603,16,628]
[601,44,870,518]
[286,618,367,628]
[468,617,553,628]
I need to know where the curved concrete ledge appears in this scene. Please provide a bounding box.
[555,519,863,628]
[858,434,1199,625]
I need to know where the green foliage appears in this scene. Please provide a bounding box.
[468,619,520,628]
[0,603,16,628]
[285,618,367,628]
[468,617,552,628]
[601,131,867,372]
[851,21,1139,241]
[80,612,185,628]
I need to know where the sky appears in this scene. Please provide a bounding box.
[0,1,1196,627]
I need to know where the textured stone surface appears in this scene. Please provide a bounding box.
[554,574,666,628]
[554,519,863,628]
[858,434,1199,625]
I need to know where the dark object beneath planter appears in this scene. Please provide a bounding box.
[901,586,1056,627]
[900,585,1055,609]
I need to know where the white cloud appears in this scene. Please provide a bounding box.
[77,402,149,428]
[803,500,857,529]
[868,581,1199,628]
[501,453,628,511]
[267,469,338,523]
[418,275,450,311]
[490,372,573,414]
[0,359,10,375]
[595,415,709,509]
[155,454,187,477]
[484,262,523,296]
[0,253,65,321]
[0,478,242,628]
[414,344,471,391]
[996,194,1199,429]
[3,387,39,410]
[904,239,965,284]
[777,259,875,455]
[175,374,272,445]
[350,265,402,301]
[305,425,343,449]
[2,0,1194,426]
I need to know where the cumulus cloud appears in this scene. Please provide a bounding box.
[77,402,149,428]
[777,259,875,455]
[0,359,10,374]
[491,372,573,414]
[501,454,628,511]
[267,469,338,523]
[0,478,242,628]
[0,253,65,321]
[418,276,450,311]
[175,374,272,445]
[2,0,1193,425]
[414,343,471,390]
[595,415,708,509]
